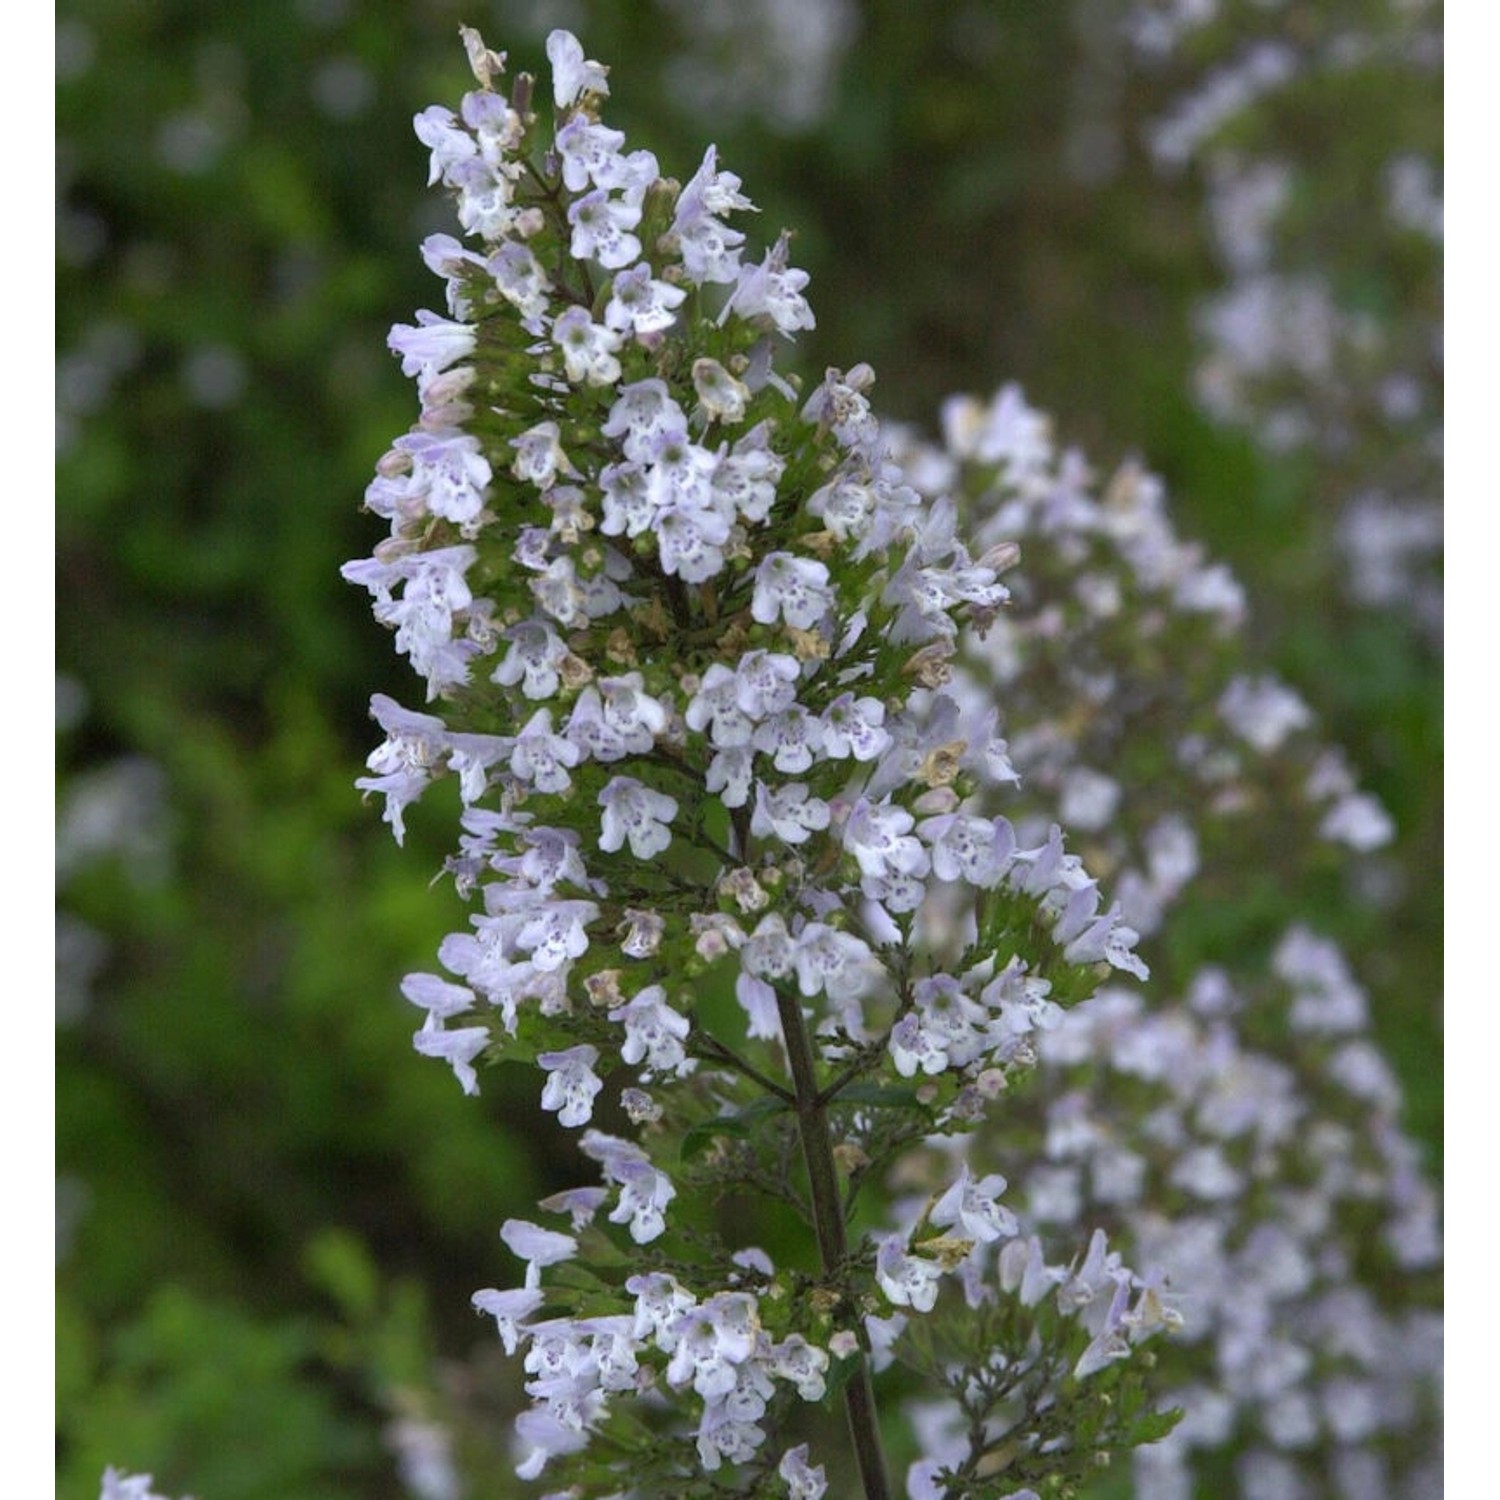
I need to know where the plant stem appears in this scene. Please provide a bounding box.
[774,986,892,1500]
[693,1031,795,1104]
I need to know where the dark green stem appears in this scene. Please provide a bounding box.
[774,986,892,1500]
[693,1031,795,1105]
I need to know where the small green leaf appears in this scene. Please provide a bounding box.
[837,1082,926,1111]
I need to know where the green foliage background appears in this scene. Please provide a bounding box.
[56,2,1439,1495]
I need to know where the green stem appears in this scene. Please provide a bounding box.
[693,1031,795,1105]
[774,986,892,1500]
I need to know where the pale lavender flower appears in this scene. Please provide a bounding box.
[820,693,890,761]
[513,1407,589,1481]
[356,694,450,844]
[931,1163,1018,1244]
[604,262,688,335]
[602,378,689,461]
[473,1284,545,1354]
[538,1185,610,1230]
[751,781,830,845]
[412,105,474,187]
[554,115,626,193]
[792,922,874,1005]
[401,972,476,1023]
[733,649,802,719]
[778,1443,828,1500]
[582,1130,677,1243]
[538,1044,604,1128]
[1218,674,1313,753]
[501,1218,580,1288]
[889,975,989,1077]
[385,1415,461,1500]
[752,706,824,773]
[655,493,733,583]
[552,305,624,385]
[706,744,756,807]
[510,709,581,793]
[843,797,930,883]
[692,357,752,422]
[566,189,644,272]
[665,1291,760,1398]
[516,898,598,970]
[751,551,832,629]
[875,1237,942,1312]
[510,420,573,489]
[412,1016,490,1096]
[394,428,492,531]
[722,230,815,334]
[388,311,477,379]
[628,1270,697,1345]
[769,1334,830,1400]
[609,985,693,1079]
[672,146,753,284]
[618,908,666,958]
[546,29,610,108]
[598,777,678,858]
[920,811,1016,887]
[494,620,571,700]
[489,241,551,321]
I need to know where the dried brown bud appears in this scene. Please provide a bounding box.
[918,740,967,787]
[902,641,955,688]
[559,651,594,690]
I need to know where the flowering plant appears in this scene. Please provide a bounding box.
[892,384,1442,1499]
[341,27,1180,1499]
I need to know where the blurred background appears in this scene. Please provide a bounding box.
[55,1,1440,1495]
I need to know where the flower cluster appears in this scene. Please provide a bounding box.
[346,28,1172,1497]
[1125,0,1443,644]
[887,381,1442,1499]
[899,381,1399,946]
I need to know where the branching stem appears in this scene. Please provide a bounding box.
[774,986,892,1500]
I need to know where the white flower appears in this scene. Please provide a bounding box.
[387,311,476,378]
[751,782,830,846]
[820,694,890,761]
[546,29,609,108]
[538,1044,604,1128]
[598,777,678,858]
[778,1444,828,1500]
[567,189,644,271]
[412,1016,489,1096]
[751,551,832,629]
[472,1285,545,1355]
[501,1218,579,1285]
[554,115,626,192]
[723,230,815,334]
[552,306,624,385]
[510,709,581,793]
[583,1131,677,1243]
[605,263,688,334]
[875,1237,942,1312]
[931,1164,1018,1244]
[610,984,693,1078]
[843,797,930,883]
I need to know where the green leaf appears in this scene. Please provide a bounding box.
[836,1081,927,1111]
